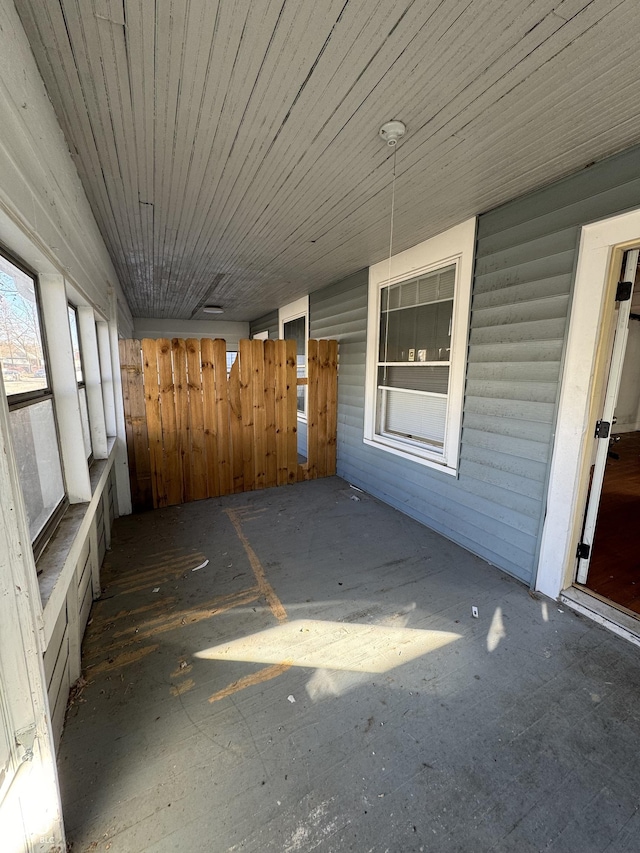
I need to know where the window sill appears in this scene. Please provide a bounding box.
[38,437,117,649]
[363,435,458,476]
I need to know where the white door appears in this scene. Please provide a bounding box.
[576,248,639,583]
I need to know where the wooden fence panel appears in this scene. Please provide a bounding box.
[275,340,288,487]
[119,340,153,511]
[200,338,219,498]
[186,339,208,501]
[228,353,244,494]
[141,338,166,507]
[252,338,266,490]
[317,340,329,479]
[157,339,182,507]
[306,339,319,480]
[285,339,298,483]
[239,339,254,492]
[264,339,277,488]
[326,339,338,476]
[213,340,233,496]
[121,338,337,509]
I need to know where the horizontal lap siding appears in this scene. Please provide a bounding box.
[469,144,640,581]
[249,310,278,339]
[310,145,640,584]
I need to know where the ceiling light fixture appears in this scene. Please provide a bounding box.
[379,119,406,147]
[202,305,224,314]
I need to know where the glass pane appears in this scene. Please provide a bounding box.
[378,387,446,448]
[283,316,306,356]
[379,299,453,362]
[226,351,237,375]
[79,386,92,459]
[68,306,83,383]
[378,364,449,394]
[383,264,455,313]
[9,400,65,542]
[0,255,48,394]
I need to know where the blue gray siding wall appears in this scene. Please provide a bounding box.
[310,145,640,585]
[249,310,278,339]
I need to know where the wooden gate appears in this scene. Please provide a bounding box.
[119,338,338,511]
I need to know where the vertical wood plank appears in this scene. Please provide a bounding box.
[285,339,298,483]
[186,338,208,500]
[239,340,255,491]
[172,339,191,501]
[201,338,220,497]
[306,339,319,480]
[264,339,277,488]
[228,352,244,493]
[129,347,153,511]
[252,339,266,489]
[326,339,338,476]
[275,340,288,487]
[213,339,233,495]
[141,338,166,508]
[317,339,329,478]
[122,340,153,510]
[157,338,182,506]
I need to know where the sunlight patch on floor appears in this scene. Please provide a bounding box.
[195,619,461,674]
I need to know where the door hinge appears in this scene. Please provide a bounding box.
[595,420,610,439]
[576,542,591,560]
[616,280,632,302]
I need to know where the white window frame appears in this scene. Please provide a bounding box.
[364,218,476,475]
[279,295,309,421]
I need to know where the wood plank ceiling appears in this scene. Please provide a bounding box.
[13,0,640,321]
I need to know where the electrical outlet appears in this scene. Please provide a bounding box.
[471,606,479,618]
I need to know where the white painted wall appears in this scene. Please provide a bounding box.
[0,0,134,844]
[132,318,249,350]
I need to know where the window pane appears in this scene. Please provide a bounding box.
[378,365,449,394]
[376,263,456,453]
[0,255,47,394]
[68,306,84,383]
[378,388,446,448]
[9,400,65,542]
[226,351,237,375]
[283,316,306,413]
[78,386,92,459]
[379,299,453,362]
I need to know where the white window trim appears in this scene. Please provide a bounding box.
[252,330,269,340]
[279,295,309,421]
[364,217,476,475]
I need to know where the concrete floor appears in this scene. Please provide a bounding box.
[59,477,640,853]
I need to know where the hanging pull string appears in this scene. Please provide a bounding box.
[382,144,397,384]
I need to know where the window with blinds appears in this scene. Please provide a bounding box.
[376,264,455,451]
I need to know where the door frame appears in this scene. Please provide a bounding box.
[536,207,640,600]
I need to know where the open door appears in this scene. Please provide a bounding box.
[576,248,639,593]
